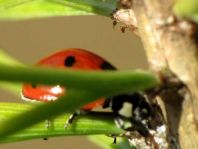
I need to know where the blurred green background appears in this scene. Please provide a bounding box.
[0,15,147,149]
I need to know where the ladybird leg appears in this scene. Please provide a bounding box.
[115,117,158,148]
[45,119,51,129]
[43,119,53,140]
[113,136,117,144]
[107,134,117,144]
[64,112,78,128]
[115,116,150,137]
[64,111,78,128]
[129,118,150,137]
[114,116,127,130]
[64,110,87,128]
[114,116,150,138]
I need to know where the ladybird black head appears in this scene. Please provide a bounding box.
[64,56,76,67]
[100,62,115,70]
[106,93,152,120]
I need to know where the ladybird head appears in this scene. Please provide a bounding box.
[108,93,152,120]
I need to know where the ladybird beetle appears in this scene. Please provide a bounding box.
[22,48,158,148]
[22,48,115,110]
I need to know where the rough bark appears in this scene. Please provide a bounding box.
[114,0,198,148]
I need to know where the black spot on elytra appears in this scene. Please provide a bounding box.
[64,56,76,67]
[31,84,37,88]
[100,61,115,70]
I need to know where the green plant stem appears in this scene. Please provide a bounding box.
[0,102,122,143]
[0,82,21,95]
[0,50,22,94]
[0,90,117,139]
[0,50,21,66]
[0,65,159,96]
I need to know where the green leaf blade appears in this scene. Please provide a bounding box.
[0,65,159,96]
[0,0,117,20]
[0,102,122,143]
[0,50,22,95]
[173,0,198,22]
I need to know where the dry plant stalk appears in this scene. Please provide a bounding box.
[113,0,198,148]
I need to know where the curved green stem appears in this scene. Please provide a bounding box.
[0,65,159,96]
[0,50,22,94]
[0,102,122,143]
[49,0,117,16]
[0,50,21,66]
[0,90,117,139]
[0,0,117,20]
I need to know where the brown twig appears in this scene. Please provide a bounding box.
[114,0,198,148]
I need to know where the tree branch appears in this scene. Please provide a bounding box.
[114,0,198,148]
[132,0,198,149]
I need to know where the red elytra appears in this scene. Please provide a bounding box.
[22,48,116,110]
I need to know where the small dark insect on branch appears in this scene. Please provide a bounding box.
[111,0,139,34]
[118,0,133,9]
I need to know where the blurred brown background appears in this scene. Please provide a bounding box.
[0,15,147,149]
